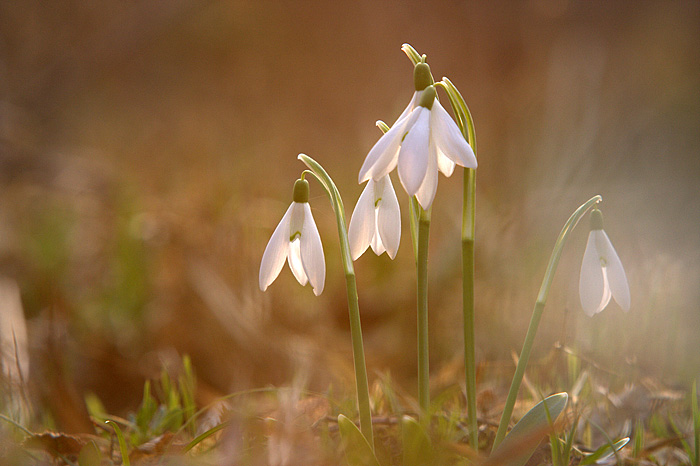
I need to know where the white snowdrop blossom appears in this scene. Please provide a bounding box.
[579,209,630,316]
[358,63,477,210]
[348,175,401,260]
[259,179,325,296]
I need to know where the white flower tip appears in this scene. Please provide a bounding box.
[617,294,631,312]
[297,153,307,160]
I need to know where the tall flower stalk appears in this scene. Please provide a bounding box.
[492,195,602,451]
[408,41,481,449]
[297,153,374,449]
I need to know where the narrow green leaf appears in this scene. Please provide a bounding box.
[490,393,568,466]
[337,414,380,466]
[579,437,629,465]
[184,421,229,453]
[402,415,433,466]
[136,381,157,435]
[105,420,130,466]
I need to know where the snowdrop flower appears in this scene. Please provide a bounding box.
[358,62,477,210]
[259,179,325,296]
[348,175,401,260]
[579,209,630,316]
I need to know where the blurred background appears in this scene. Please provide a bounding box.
[0,1,698,431]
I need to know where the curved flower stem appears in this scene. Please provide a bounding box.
[438,76,479,451]
[416,205,432,414]
[298,153,374,450]
[491,195,602,451]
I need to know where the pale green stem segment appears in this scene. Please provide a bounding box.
[492,195,603,451]
[437,76,479,451]
[298,153,374,450]
[416,205,431,414]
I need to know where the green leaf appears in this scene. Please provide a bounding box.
[402,415,433,466]
[136,381,157,435]
[489,393,568,466]
[78,440,102,466]
[579,437,629,465]
[337,414,380,466]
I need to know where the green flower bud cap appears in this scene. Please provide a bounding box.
[590,208,604,231]
[414,62,433,91]
[417,85,437,110]
[293,178,309,203]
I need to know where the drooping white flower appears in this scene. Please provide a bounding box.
[259,179,325,296]
[348,175,401,260]
[579,209,630,316]
[358,63,477,210]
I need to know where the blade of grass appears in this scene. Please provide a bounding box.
[105,419,130,466]
[579,437,629,465]
[183,421,230,453]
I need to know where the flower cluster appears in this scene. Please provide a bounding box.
[260,55,478,289]
[357,61,477,212]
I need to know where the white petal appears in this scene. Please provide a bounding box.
[436,150,456,177]
[287,203,309,285]
[347,181,376,260]
[358,112,415,183]
[259,203,294,291]
[300,203,325,296]
[597,230,631,311]
[414,140,439,210]
[398,107,430,196]
[376,175,401,259]
[369,207,386,256]
[430,100,477,169]
[579,231,608,316]
[394,91,421,124]
[288,237,308,286]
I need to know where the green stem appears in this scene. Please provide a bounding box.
[461,129,478,454]
[417,205,431,414]
[298,154,374,449]
[437,74,480,452]
[492,195,602,451]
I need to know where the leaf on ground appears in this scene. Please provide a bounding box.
[24,431,103,461]
[402,415,433,466]
[487,392,568,466]
[337,414,380,466]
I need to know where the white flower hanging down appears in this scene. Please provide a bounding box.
[259,179,325,295]
[348,174,401,260]
[579,208,630,316]
[358,62,477,210]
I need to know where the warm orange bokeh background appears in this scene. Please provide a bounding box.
[1,1,698,426]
